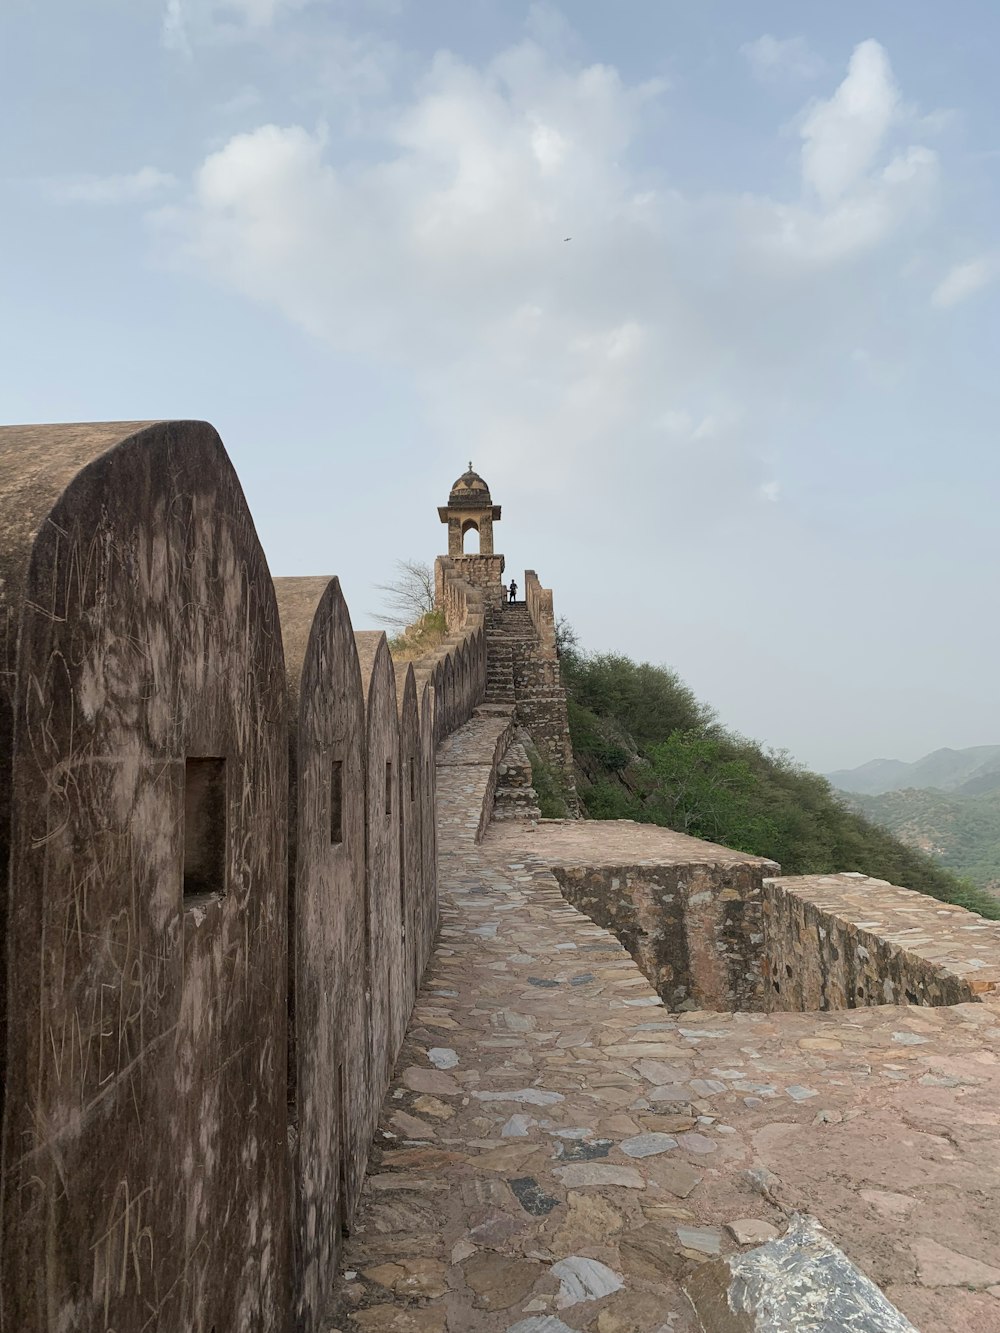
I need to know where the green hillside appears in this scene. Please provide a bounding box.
[844,786,1000,893]
[541,628,1000,921]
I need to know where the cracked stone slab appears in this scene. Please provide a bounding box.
[553,1163,645,1189]
[427,1047,459,1069]
[551,1255,624,1307]
[506,1319,575,1333]
[473,1088,565,1106]
[685,1214,919,1331]
[619,1132,678,1158]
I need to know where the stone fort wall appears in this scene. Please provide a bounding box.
[0,421,994,1332]
[0,422,489,1333]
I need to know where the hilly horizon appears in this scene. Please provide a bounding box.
[533,628,1000,919]
[829,745,1000,894]
[827,745,1000,796]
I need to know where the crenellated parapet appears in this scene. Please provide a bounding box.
[4,431,996,1333]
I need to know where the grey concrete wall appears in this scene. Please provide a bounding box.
[274,576,367,1333]
[0,421,289,1333]
[354,633,402,1133]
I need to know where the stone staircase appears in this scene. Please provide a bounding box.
[484,602,534,705]
[491,734,541,822]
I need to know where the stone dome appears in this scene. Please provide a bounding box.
[448,466,492,508]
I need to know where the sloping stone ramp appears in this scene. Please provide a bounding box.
[326,712,1000,1333]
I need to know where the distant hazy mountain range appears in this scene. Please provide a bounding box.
[828,746,1000,797]
[828,746,1000,891]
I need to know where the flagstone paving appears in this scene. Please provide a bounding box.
[327,714,1000,1333]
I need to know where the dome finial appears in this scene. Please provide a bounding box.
[468,460,473,472]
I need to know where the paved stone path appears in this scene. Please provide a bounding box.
[327,714,1000,1333]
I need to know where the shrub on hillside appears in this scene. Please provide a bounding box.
[560,638,1000,920]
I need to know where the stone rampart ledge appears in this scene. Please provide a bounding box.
[686,1214,918,1332]
[436,708,514,848]
[504,817,780,870]
[765,872,1000,1007]
[486,819,778,1012]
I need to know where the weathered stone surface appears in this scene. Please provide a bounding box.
[763,873,1000,1010]
[910,1237,1000,1288]
[551,857,774,1012]
[391,1110,438,1139]
[331,702,1000,1333]
[0,422,289,1333]
[474,1087,565,1105]
[276,574,367,1330]
[595,1290,678,1333]
[362,1258,449,1298]
[349,1306,447,1332]
[510,1176,559,1216]
[685,1215,919,1332]
[502,1113,536,1137]
[551,1255,624,1306]
[553,1163,645,1188]
[551,1193,625,1250]
[619,1132,677,1157]
[676,1131,717,1154]
[355,631,403,1130]
[394,662,424,1058]
[677,1225,724,1256]
[619,1226,689,1283]
[655,1160,704,1198]
[727,1218,780,1246]
[403,1067,462,1097]
[412,1094,456,1120]
[462,1252,545,1309]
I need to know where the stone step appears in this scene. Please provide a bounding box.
[490,738,541,823]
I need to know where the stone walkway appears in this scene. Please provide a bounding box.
[327,714,1000,1333]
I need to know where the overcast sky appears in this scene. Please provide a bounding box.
[2,0,998,772]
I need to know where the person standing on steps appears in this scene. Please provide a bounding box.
[508,579,518,605]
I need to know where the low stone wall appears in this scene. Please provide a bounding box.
[436,708,516,851]
[546,837,778,1011]
[764,873,1000,1010]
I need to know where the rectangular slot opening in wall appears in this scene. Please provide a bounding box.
[385,761,393,821]
[183,757,227,906]
[330,759,344,845]
[409,756,415,804]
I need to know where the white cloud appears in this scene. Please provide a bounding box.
[932,254,1000,308]
[800,40,900,205]
[162,0,315,51]
[46,166,177,204]
[216,85,263,117]
[743,35,822,83]
[156,35,944,505]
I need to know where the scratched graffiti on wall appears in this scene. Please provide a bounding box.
[0,427,490,1333]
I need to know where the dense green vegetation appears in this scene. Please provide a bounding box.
[845,785,1000,893]
[557,628,1000,920]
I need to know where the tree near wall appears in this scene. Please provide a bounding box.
[371,559,435,631]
